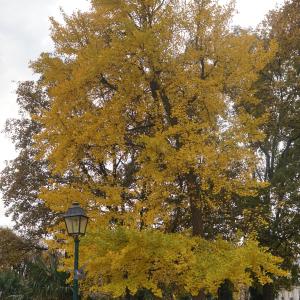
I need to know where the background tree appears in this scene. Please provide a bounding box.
[245,0,300,299]
[0,227,33,270]
[0,81,57,239]
[0,227,72,300]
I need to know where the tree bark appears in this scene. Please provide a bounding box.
[262,284,275,300]
[192,290,206,300]
[187,172,206,300]
[187,172,204,237]
[191,199,204,236]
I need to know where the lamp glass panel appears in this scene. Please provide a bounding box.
[79,216,88,234]
[72,216,80,234]
[65,217,74,234]
[65,216,80,235]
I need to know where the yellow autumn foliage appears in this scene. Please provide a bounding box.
[29,0,285,297]
[61,228,286,298]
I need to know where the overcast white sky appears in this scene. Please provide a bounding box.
[0,0,284,227]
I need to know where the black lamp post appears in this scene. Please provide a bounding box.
[64,203,88,300]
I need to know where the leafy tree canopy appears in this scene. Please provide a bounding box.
[1,0,292,299]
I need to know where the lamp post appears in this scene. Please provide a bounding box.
[64,203,88,300]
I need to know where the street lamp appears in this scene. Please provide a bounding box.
[64,203,88,300]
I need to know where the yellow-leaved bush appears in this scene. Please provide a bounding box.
[29,0,286,298]
[62,228,286,298]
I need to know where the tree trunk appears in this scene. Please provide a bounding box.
[218,280,233,300]
[192,289,206,300]
[187,172,206,300]
[191,199,204,236]
[262,284,274,300]
[187,172,204,237]
[124,288,132,300]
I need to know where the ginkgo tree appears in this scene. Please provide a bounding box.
[28,0,286,299]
